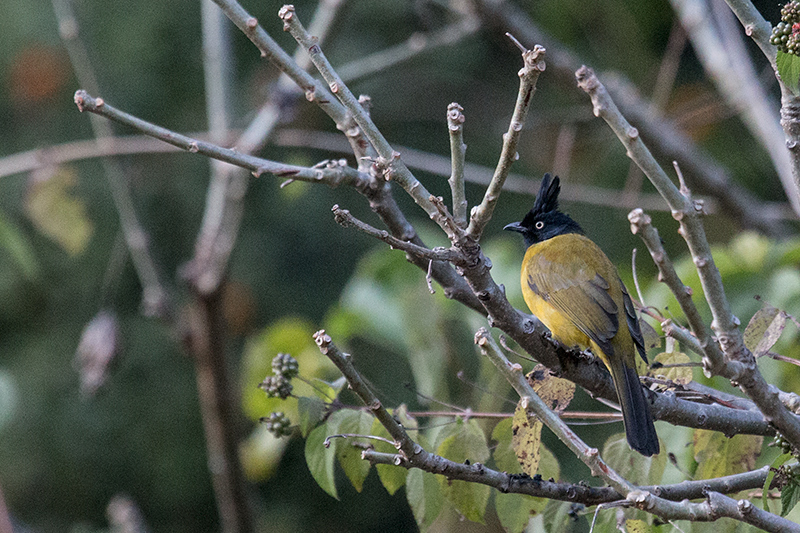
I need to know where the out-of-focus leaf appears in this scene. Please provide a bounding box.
[334,247,458,400]
[731,232,770,271]
[74,310,120,396]
[305,422,338,499]
[436,419,490,523]
[511,400,542,477]
[240,425,290,481]
[406,468,443,529]
[603,432,665,487]
[0,208,39,281]
[370,405,417,495]
[328,409,372,492]
[650,351,692,386]
[297,396,325,438]
[241,317,338,423]
[526,365,575,413]
[493,418,559,533]
[693,429,762,480]
[542,499,582,533]
[778,50,800,95]
[25,166,92,255]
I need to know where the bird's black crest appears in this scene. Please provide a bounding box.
[533,173,560,216]
[504,173,583,246]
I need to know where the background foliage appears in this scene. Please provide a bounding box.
[0,0,798,531]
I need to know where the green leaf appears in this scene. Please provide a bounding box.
[407,468,444,529]
[370,407,416,495]
[778,50,800,95]
[624,518,653,532]
[311,376,347,402]
[240,317,338,423]
[328,409,373,492]
[0,208,39,281]
[297,396,325,438]
[782,476,800,517]
[764,453,792,512]
[603,432,665,487]
[693,429,763,479]
[305,422,338,499]
[542,499,581,533]
[493,419,559,533]
[744,304,788,359]
[240,425,290,482]
[25,166,93,255]
[436,419,491,523]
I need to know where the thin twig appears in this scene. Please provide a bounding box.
[337,16,479,84]
[447,103,468,227]
[466,38,546,241]
[72,91,366,188]
[53,0,170,317]
[278,5,446,227]
[330,205,461,264]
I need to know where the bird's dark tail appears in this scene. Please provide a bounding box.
[610,359,660,456]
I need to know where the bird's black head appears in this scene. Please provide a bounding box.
[503,173,584,248]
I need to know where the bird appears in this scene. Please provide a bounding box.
[504,173,659,456]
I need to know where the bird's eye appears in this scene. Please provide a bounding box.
[535,221,545,229]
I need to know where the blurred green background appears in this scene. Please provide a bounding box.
[0,0,798,531]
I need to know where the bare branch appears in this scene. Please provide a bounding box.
[669,0,799,217]
[628,208,729,376]
[473,0,791,236]
[466,41,546,241]
[73,91,366,188]
[475,328,634,495]
[278,5,445,225]
[53,0,170,317]
[447,103,468,227]
[577,66,800,450]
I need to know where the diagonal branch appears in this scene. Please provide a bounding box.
[53,0,170,317]
[577,66,800,450]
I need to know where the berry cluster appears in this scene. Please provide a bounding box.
[261,412,292,437]
[259,375,292,399]
[258,353,299,399]
[272,352,299,379]
[771,1,800,54]
[771,432,799,457]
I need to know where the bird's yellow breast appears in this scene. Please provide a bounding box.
[519,233,634,369]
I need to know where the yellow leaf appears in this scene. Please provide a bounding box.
[650,351,692,386]
[525,364,575,413]
[512,400,542,476]
[25,166,92,255]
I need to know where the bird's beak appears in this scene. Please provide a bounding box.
[503,221,524,233]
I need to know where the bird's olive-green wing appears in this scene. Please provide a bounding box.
[525,250,620,356]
